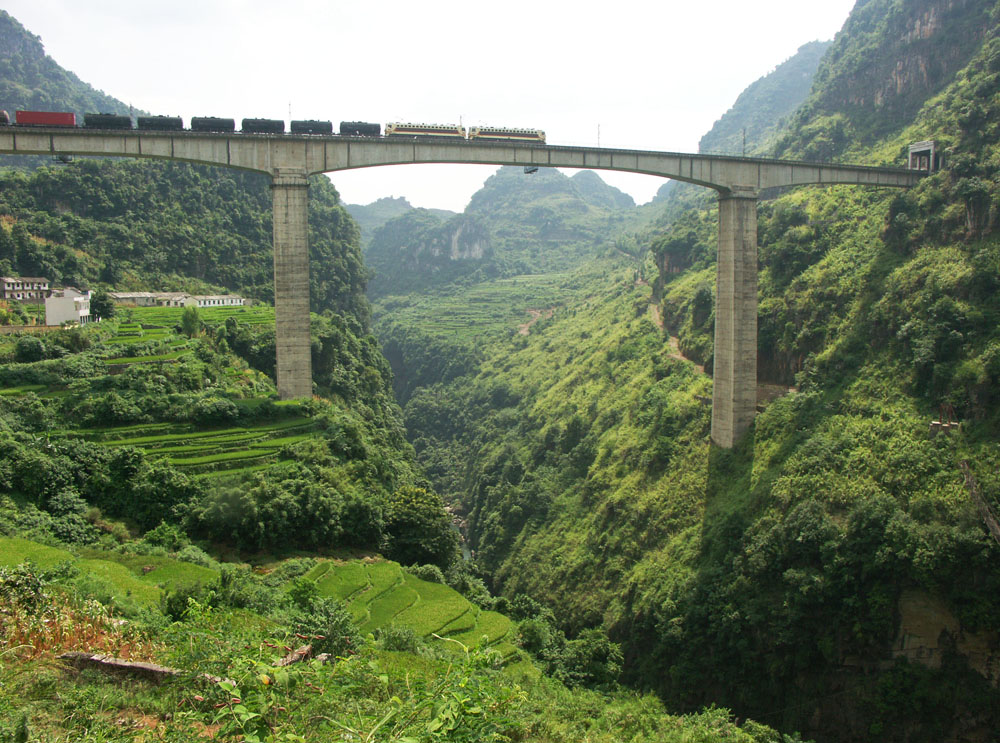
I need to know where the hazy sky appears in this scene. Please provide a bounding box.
[4,0,857,211]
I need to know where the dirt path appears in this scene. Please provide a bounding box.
[519,308,554,335]
[648,302,664,330]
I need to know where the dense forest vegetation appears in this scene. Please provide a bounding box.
[3,1,1000,740]
[376,2,1000,741]
[0,8,792,741]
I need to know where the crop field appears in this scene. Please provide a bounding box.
[373,273,579,341]
[392,574,471,636]
[66,415,322,477]
[306,559,518,658]
[1,537,522,664]
[119,304,275,328]
[0,538,216,609]
[0,536,74,569]
[95,305,274,362]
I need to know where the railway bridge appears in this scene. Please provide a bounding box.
[0,128,924,447]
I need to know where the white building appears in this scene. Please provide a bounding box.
[108,291,159,307]
[193,294,246,308]
[109,291,245,308]
[45,288,92,326]
[1,276,50,302]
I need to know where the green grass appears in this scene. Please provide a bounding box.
[436,606,478,636]
[393,574,472,636]
[105,349,191,364]
[122,305,275,328]
[361,583,420,632]
[0,537,74,569]
[454,610,512,645]
[307,561,370,602]
[0,384,47,397]
[93,553,219,590]
[75,558,163,608]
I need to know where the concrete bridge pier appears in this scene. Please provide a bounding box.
[271,169,313,399]
[711,186,758,449]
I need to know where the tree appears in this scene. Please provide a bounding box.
[384,486,458,568]
[180,305,201,338]
[89,289,115,320]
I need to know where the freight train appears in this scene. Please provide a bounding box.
[0,110,546,143]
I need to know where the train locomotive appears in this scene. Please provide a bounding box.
[0,110,545,143]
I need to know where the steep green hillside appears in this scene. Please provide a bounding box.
[345,196,456,249]
[0,303,427,557]
[0,10,130,117]
[366,167,640,300]
[700,40,833,156]
[0,162,367,322]
[776,0,995,159]
[389,1,1000,741]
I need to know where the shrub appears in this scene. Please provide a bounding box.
[287,576,319,611]
[291,596,360,656]
[0,563,49,612]
[213,564,283,615]
[176,544,216,569]
[261,557,316,587]
[160,582,213,622]
[406,563,445,584]
[384,486,459,569]
[45,489,99,545]
[375,624,424,653]
[14,335,45,363]
[191,396,240,425]
[141,520,189,551]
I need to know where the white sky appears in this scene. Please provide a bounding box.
[4,0,857,211]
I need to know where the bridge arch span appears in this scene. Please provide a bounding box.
[1,128,923,447]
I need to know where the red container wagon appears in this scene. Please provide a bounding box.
[16,110,77,127]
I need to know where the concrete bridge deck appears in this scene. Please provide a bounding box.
[0,128,925,447]
[0,128,921,192]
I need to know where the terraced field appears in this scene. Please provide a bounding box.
[1,537,520,662]
[301,559,517,659]
[64,415,322,478]
[373,273,578,341]
[0,537,217,609]
[119,305,274,329]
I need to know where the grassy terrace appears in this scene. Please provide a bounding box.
[301,559,516,658]
[65,417,322,476]
[118,304,274,328]
[0,535,520,663]
[373,273,579,340]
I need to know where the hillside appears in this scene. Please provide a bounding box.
[381,1,1000,740]
[775,0,996,160]
[345,196,456,249]
[366,167,639,300]
[0,10,792,741]
[651,39,832,205]
[0,10,130,117]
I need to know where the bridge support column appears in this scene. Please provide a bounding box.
[712,187,758,448]
[271,169,312,399]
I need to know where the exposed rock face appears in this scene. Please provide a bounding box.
[806,0,991,141]
[894,590,999,685]
[449,219,487,260]
[365,210,493,297]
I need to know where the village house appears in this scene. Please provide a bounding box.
[45,288,92,326]
[1,276,50,302]
[109,291,246,308]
